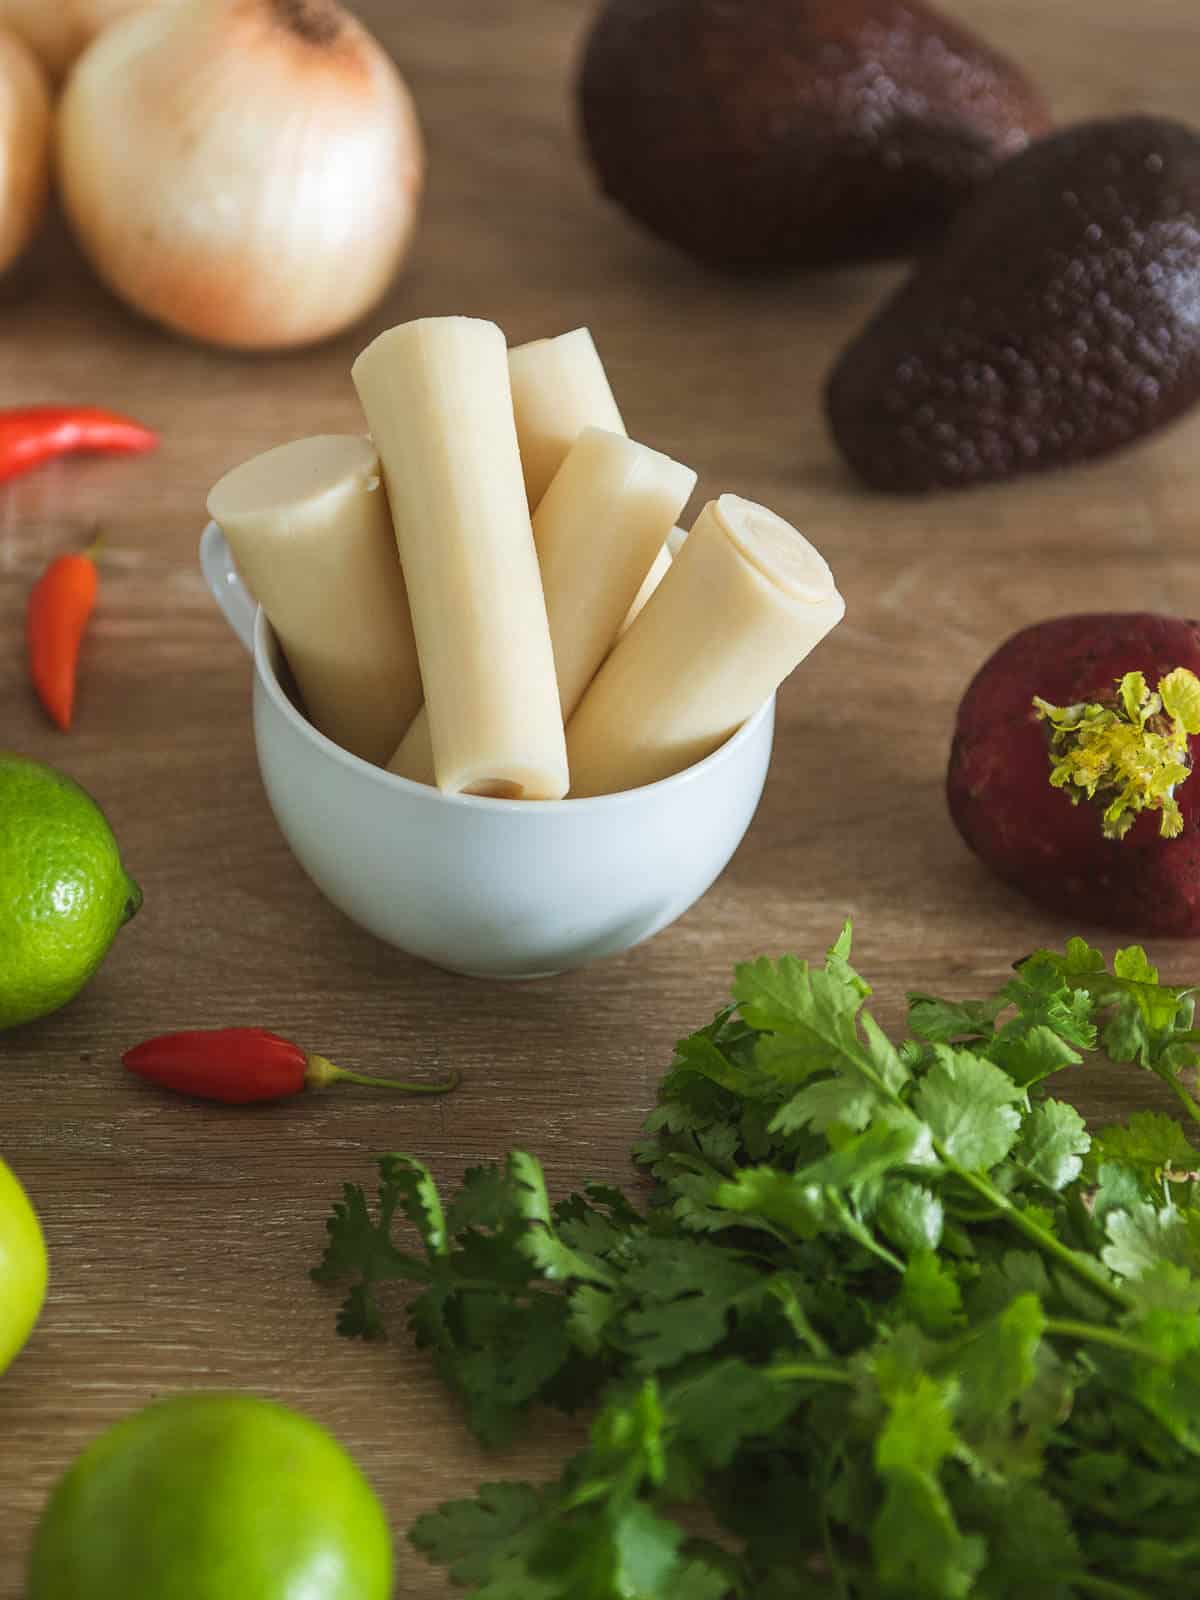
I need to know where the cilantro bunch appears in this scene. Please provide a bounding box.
[313,929,1200,1599]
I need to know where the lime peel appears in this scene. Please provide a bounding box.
[0,1159,48,1377]
[1033,667,1200,841]
[28,1392,392,1600]
[0,755,140,1030]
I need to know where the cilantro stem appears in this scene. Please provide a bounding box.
[941,1165,1135,1313]
[826,1193,905,1274]
[818,1448,851,1600]
[1159,1066,1200,1128]
[1070,1577,1152,1599]
[1044,1318,1168,1365]
[765,1361,855,1387]
[943,1202,1004,1223]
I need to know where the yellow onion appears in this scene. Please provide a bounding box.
[0,27,49,274]
[0,0,155,82]
[56,0,425,350]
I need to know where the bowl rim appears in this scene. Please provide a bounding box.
[253,608,775,815]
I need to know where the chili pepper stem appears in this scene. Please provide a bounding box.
[304,1054,461,1097]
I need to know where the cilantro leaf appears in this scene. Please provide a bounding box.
[1016,1101,1091,1191]
[1124,1260,1200,1318]
[1091,1113,1199,1183]
[378,1153,450,1258]
[420,1286,573,1450]
[309,1174,430,1338]
[1093,1162,1145,1229]
[954,1480,1079,1600]
[872,1376,984,1599]
[734,949,908,1098]
[667,1555,737,1600]
[879,1181,945,1256]
[446,1164,513,1234]
[873,1468,986,1600]
[409,1482,546,1586]
[987,1023,1088,1091]
[913,1048,1023,1170]
[1114,946,1160,985]
[567,1285,617,1358]
[669,1359,798,1468]
[953,1294,1046,1437]
[770,1076,877,1135]
[1102,1203,1200,1280]
[967,1251,1053,1318]
[900,1250,965,1336]
[618,1238,762,1372]
[907,993,1002,1045]
[1030,941,1198,1102]
[998,955,1097,1050]
[588,1501,682,1594]
[664,1031,775,1101]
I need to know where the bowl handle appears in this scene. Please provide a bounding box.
[199,521,256,656]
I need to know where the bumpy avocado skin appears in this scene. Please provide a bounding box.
[827,116,1200,492]
[577,0,1050,270]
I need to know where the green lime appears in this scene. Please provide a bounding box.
[0,755,141,1031]
[28,1392,392,1600]
[0,1157,48,1376]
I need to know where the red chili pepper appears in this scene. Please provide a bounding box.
[27,541,100,731]
[122,1028,461,1106]
[0,406,157,484]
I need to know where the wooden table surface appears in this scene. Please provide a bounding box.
[2,0,1200,1591]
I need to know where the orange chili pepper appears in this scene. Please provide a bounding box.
[27,542,100,731]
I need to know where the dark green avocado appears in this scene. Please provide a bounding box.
[576,0,1051,270]
[826,115,1200,492]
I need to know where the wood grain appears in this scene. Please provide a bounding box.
[2,0,1200,1592]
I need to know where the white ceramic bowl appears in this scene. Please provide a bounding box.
[200,522,775,979]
